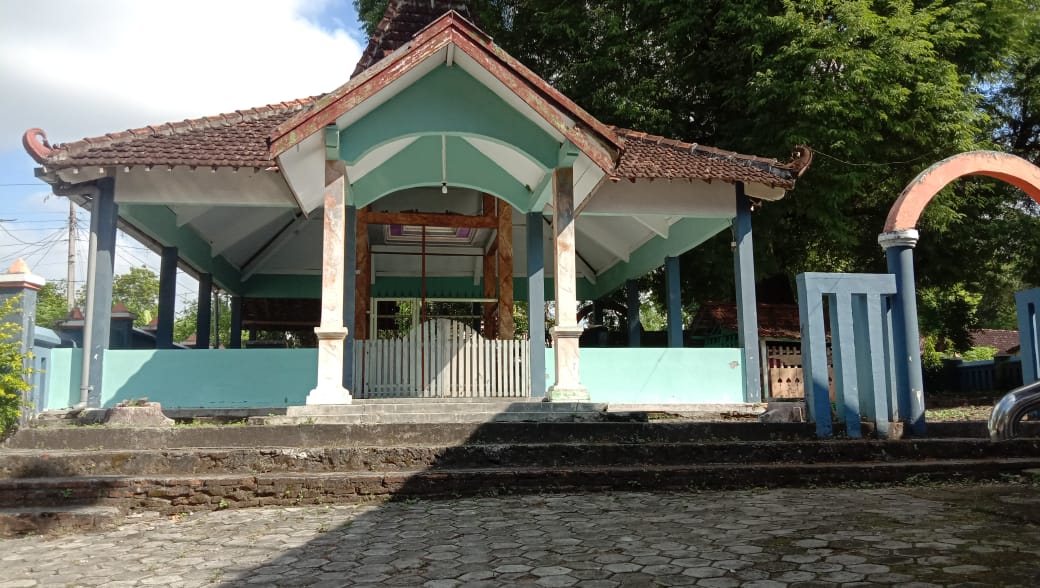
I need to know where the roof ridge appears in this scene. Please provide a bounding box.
[35,97,319,164]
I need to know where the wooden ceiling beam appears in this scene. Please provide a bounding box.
[361,209,497,229]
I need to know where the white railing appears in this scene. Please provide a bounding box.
[353,318,529,398]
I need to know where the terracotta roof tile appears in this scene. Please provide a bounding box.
[612,128,810,188]
[28,99,316,170]
[970,329,1020,354]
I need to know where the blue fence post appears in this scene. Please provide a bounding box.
[156,246,178,349]
[734,184,762,402]
[665,256,683,348]
[196,273,212,349]
[626,279,641,348]
[84,178,118,408]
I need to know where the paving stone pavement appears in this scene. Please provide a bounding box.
[3,484,1040,587]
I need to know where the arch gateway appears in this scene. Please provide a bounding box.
[23,3,810,411]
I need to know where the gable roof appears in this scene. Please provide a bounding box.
[970,329,1020,354]
[23,8,809,193]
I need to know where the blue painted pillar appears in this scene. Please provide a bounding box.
[82,177,118,407]
[196,273,212,349]
[342,205,357,390]
[626,279,641,347]
[879,229,926,436]
[229,296,243,349]
[665,256,683,348]
[1015,288,1040,384]
[527,212,547,398]
[733,183,762,402]
[156,246,178,349]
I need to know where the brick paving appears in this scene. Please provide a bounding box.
[2,485,1039,587]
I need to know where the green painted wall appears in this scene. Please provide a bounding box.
[44,347,745,409]
[544,348,745,404]
[46,349,316,409]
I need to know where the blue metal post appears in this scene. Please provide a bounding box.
[527,212,547,398]
[229,296,242,349]
[343,205,357,390]
[665,255,683,348]
[1015,288,1040,384]
[733,183,762,402]
[156,246,178,349]
[196,273,212,349]
[880,230,926,435]
[83,177,118,407]
[626,279,641,348]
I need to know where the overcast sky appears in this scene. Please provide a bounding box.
[0,0,364,300]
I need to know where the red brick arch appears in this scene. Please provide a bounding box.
[884,151,1040,232]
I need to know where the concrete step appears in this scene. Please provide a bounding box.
[0,505,123,536]
[3,459,1039,515]
[4,422,824,450]
[255,411,628,425]
[2,438,1040,478]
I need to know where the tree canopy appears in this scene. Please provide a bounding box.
[356,0,1040,349]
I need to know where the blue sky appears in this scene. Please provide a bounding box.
[0,0,365,302]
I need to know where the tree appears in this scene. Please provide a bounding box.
[112,267,159,328]
[34,281,71,329]
[355,0,1039,340]
[0,297,30,436]
[173,292,232,348]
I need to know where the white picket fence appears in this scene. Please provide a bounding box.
[353,318,530,398]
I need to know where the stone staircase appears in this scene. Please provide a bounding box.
[2,419,1039,536]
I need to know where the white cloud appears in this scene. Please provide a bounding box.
[0,0,363,150]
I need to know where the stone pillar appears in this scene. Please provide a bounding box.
[526,212,546,398]
[733,184,762,402]
[665,256,683,348]
[626,279,641,347]
[0,259,44,408]
[307,169,352,405]
[229,296,242,349]
[155,246,178,349]
[548,167,589,401]
[196,273,212,349]
[82,177,118,408]
[342,205,357,390]
[497,201,515,339]
[879,228,926,435]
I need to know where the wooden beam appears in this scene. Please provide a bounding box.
[355,207,371,340]
[498,199,515,339]
[360,209,497,229]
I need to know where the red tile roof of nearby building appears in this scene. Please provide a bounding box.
[23,5,810,191]
[970,329,1019,354]
[691,302,808,340]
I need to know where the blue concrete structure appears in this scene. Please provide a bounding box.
[342,205,357,389]
[879,229,926,435]
[626,279,641,348]
[1016,288,1040,385]
[665,256,683,348]
[527,212,547,398]
[156,246,178,349]
[733,184,762,402]
[229,296,243,349]
[84,177,118,408]
[797,272,898,438]
[196,273,212,349]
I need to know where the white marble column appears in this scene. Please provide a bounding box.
[548,167,589,401]
[307,167,353,405]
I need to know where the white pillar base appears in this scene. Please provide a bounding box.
[548,325,589,402]
[307,326,353,405]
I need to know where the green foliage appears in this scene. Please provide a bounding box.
[112,267,160,328]
[0,297,31,437]
[35,281,71,329]
[173,292,233,347]
[918,283,983,352]
[960,346,998,362]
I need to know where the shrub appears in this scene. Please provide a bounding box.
[0,297,31,437]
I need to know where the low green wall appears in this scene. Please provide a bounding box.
[44,347,745,409]
[46,349,316,409]
[545,348,745,404]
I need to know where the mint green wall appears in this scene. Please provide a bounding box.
[544,348,746,404]
[45,348,745,409]
[45,349,316,409]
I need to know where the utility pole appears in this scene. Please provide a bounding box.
[66,200,76,311]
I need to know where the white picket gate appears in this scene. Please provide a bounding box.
[353,318,530,398]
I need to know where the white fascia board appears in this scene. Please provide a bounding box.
[276,133,326,214]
